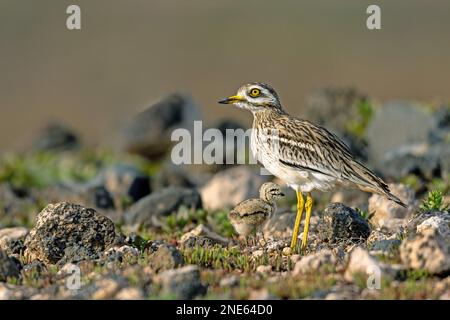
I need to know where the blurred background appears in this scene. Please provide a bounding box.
[0,0,449,151]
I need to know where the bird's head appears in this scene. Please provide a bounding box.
[260,182,284,202]
[219,82,283,112]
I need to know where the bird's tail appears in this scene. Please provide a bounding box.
[384,190,408,208]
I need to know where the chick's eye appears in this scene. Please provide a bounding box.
[249,88,261,97]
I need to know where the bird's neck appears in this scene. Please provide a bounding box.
[251,108,286,128]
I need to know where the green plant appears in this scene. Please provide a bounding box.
[208,210,236,238]
[420,190,449,212]
[346,99,374,138]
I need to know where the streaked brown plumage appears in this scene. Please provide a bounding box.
[228,182,284,238]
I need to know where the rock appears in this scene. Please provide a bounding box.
[304,87,370,160]
[206,119,247,172]
[156,265,206,299]
[252,250,264,259]
[282,247,292,256]
[248,288,275,300]
[256,265,272,274]
[24,202,116,265]
[265,239,288,253]
[124,187,202,228]
[368,184,416,232]
[180,224,228,247]
[324,285,360,300]
[400,229,450,274]
[379,144,450,181]
[0,250,20,282]
[344,247,390,283]
[102,245,140,264]
[0,227,28,254]
[317,203,371,244]
[293,249,337,275]
[264,210,295,238]
[90,165,151,204]
[220,275,239,287]
[81,186,115,210]
[405,210,450,238]
[367,101,435,165]
[116,287,144,300]
[415,214,450,238]
[92,278,122,300]
[370,239,401,255]
[22,260,46,278]
[118,93,201,159]
[33,123,79,151]
[124,233,147,250]
[149,244,184,272]
[200,166,269,211]
[151,162,195,191]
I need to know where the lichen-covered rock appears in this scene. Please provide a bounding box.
[369,184,416,232]
[200,166,269,211]
[317,203,371,244]
[400,229,450,274]
[155,265,206,299]
[24,202,116,265]
[0,250,20,282]
[180,224,228,247]
[293,249,337,275]
[0,227,28,254]
[124,187,202,228]
[149,244,184,272]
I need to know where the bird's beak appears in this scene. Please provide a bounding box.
[218,95,244,104]
[279,192,285,197]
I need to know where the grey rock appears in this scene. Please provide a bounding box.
[24,202,116,265]
[379,144,450,181]
[370,239,401,255]
[200,166,269,211]
[124,187,202,228]
[0,227,28,254]
[149,244,184,272]
[0,250,20,282]
[33,123,79,151]
[405,210,450,238]
[182,236,221,248]
[118,93,201,159]
[367,101,435,166]
[156,265,206,299]
[151,163,195,191]
[317,203,371,244]
[89,164,151,204]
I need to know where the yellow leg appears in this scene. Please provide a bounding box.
[290,191,305,251]
[301,193,313,251]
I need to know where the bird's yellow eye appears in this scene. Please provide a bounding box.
[249,88,261,97]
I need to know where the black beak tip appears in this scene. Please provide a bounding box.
[218,98,229,104]
[280,192,285,197]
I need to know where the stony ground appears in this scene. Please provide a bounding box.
[0,88,449,300]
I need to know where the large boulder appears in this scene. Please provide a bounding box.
[117,93,201,159]
[24,202,116,265]
[123,187,202,228]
